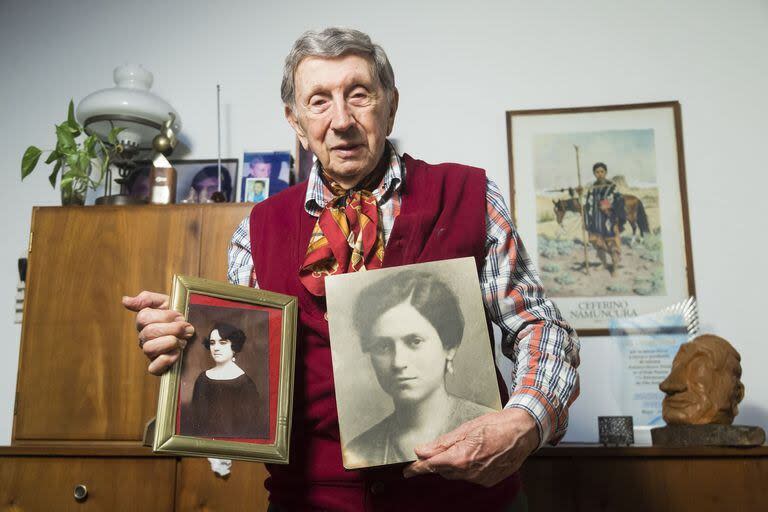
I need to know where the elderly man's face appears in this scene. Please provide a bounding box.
[286,54,398,188]
[659,337,744,425]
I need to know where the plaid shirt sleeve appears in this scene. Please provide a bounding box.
[483,179,581,448]
[227,216,258,288]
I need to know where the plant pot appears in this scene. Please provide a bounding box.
[61,180,87,206]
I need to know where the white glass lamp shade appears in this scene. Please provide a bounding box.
[76,64,182,150]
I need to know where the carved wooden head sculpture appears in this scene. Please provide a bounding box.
[660,334,745,425]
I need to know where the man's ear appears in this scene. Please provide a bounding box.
[386,87,399,135]
[285,104,309,150]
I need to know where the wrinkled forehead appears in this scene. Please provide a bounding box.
[294,54,379,96]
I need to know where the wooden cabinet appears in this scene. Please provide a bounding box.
[0,446,271,512]
[175,458,270,511]
[7,203,269,511]
[0,448,176,511]
[14,203,251,444]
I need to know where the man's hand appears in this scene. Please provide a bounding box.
[403,408,540,487]
[122,291,195,376]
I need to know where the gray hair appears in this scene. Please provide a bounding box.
[280,27,395,108]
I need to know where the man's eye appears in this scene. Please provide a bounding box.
[309,98,329,110]
[350,93,370,104]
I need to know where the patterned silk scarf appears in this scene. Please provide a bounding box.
[298,158,388,296]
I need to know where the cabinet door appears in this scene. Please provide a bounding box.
[175,458,270,511]
[14,205,202,441]
[0,457,175,511]
[199,204,254,282]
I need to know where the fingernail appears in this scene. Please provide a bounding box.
[177,338,187,349]
[184,325,195,336]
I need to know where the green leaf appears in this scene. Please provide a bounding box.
[56,123,76,150]
[44,149,61,165]
[84,135,97,158]
[66,152,79,170]
[107,126,125,145]
[21,146,42,180]
[78,153,91,175]
[66,100,81,136]
[49,160,62,188]
[67,100,76,126]
[60,175,74,190]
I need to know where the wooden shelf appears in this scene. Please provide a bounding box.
[535,442,768,458]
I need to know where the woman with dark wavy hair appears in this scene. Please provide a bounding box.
[184,322,267,438]
[344,271,494,467]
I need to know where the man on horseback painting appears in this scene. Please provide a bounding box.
[584,162,626,276]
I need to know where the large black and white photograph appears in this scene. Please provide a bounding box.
[326,258,502,470]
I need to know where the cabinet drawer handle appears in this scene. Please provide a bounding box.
[73,484,88,502]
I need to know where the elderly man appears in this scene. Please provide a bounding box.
[124,27,579,511]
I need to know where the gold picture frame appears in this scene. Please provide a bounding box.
[153,275,297,463]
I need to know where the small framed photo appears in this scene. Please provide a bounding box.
[326,258,502,469]
[243,177,270,204]
[240,151,291,200]
[153,275,297,463]
[506,101,695,335]
[173,159,238,203]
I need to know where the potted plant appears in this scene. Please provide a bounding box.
[21,100,123,205]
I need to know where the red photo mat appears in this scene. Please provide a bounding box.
[175,293,283,444]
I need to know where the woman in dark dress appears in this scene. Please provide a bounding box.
[184,322,268,438]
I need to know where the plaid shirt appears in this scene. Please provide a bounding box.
[228,150,580,448]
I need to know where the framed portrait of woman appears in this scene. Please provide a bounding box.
[326,258,502,469]
[153,275,297,463]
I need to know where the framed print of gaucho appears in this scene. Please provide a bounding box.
[153,275,297,463]
[506,101,695,335]
[326,258,502,470]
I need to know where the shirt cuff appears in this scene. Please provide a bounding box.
[504,386,561,449]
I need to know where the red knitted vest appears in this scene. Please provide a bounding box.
[249,154,521,511]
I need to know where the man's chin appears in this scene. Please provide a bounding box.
[326,160,375,182]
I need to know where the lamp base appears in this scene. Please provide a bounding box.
[95,194,147,206]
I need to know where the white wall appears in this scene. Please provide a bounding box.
[1,0,766,444]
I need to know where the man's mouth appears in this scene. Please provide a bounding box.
[331,143,363,156]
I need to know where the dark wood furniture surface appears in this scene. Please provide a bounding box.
[4,204,766,511]
[522,445,768,512]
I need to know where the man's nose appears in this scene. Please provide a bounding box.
[330,100,354,132]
